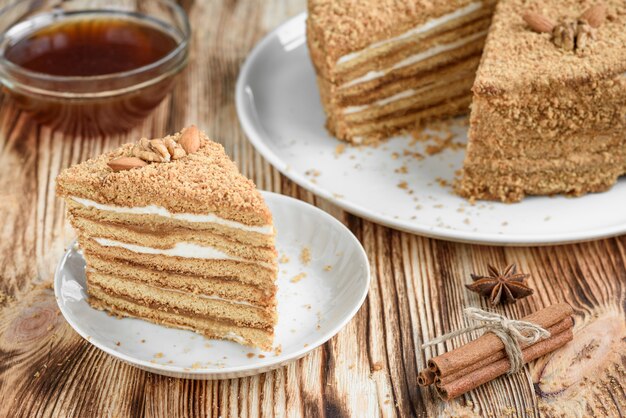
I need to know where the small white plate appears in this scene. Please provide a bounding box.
[235,13,626,245]
[54,191,370,379]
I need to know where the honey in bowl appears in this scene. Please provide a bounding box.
[0,2,189,135]
[5,17,178,77]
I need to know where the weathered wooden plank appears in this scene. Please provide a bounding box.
[0,0,624,417]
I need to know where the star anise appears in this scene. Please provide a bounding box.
[466,264,534,306]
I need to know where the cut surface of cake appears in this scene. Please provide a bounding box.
[56,126,277,350]
[457,0,626,202]
[307,0,497,144]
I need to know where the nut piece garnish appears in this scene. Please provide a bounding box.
[553,20,577,51]
[580,3,607,28]
[107,157,148,171]
[574,22,595,51]
[133,138,166,162]
[149,139,170,161]
[552,19,595,52]
[523,12,556,33]
[178,125,200,154]
[523,3,606,52]
[122,126,201,165]
[164,137,187,160]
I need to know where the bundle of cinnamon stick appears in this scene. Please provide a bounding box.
[418,303,574,400]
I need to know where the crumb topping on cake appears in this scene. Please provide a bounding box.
[474,0,626,95]
[56,128,271,225]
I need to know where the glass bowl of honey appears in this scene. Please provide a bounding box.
[0,0,189,134]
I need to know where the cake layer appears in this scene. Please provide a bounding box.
[467,128,626,160]
[342,76,474,124]
[458,155,626,202]
[71,215,276,265]
[306,0,497,82]
[88,256,276,305]
[327,76,473,143]
[81,239,276,287]
[334,56,481,108]
[471,0,626,95]
[334,2,492,74]
[328,94,472,144]
[333,30,487,95]
[88,273,276,329]
[461,66,626,201]
[66,198,273,247]
[55,130,273,227]
[319,52,480,143]
[336,19,490,88]
[90,237,274,269]
[89,289,273,350]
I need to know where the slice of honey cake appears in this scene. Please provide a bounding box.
[56,126,277,350]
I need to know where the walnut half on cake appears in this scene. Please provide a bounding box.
[56,126,278,350]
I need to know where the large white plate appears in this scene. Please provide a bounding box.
[54,191,370,379]
[235,13,626,245]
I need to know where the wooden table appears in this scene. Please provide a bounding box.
[1,1,624,417]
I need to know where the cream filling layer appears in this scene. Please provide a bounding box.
[343,89,418,114]
[341,30,488,89]
[336,2,483,65]
[93,238,274,269]
[70,196,274,235]
[225,331,248,343]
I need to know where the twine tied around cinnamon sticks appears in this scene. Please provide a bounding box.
[422,308,551,374]
[418,303,574,401]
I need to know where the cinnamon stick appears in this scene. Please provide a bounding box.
[418,369,435,386]
[427,303,573,377]
[435,316,573,385]
[435,328,573,400]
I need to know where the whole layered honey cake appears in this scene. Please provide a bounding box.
[458,0,626,202]
[307,0,497,144]
[56,126,278,350]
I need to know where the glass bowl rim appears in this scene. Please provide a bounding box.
[0,0,191,85]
